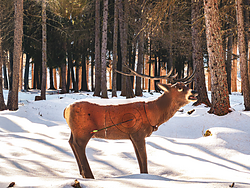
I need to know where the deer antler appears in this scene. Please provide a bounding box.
[115,65,195,84]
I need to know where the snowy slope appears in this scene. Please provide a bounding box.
[0,90,249,188]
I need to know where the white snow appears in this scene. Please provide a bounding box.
[0,90,250,188]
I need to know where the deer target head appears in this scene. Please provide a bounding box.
[157,82,198,104]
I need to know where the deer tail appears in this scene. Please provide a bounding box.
[63,105,70,120]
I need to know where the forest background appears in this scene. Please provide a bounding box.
[0,0,250,116]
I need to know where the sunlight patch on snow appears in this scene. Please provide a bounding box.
[2,115,48,134]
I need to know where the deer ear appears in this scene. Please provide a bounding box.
[156,83,170,93]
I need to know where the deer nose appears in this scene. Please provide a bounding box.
[191,90,198,96]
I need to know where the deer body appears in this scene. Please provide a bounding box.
[64,82,197,179]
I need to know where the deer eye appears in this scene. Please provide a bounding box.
[178,88,183,92]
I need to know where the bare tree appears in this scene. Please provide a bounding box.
[119,0,134,98]
[118,0,127,96]
[41,0,47,100]
[0,9,6,110]
[7,0,23,110]
[112,0,118,97]
[60,63,67,93]
[100,0,108,98]
[135,0,144,97]
[203,0,230,115]
[236,0,250,110]
[226,32,233,94]
[191,0,211,106]
[93,0,101,97]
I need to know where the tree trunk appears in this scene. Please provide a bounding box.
[60,63,67,93]
[236,0,250,110]
[66,49,71,92]
[75,65,79,92]
[49,67,55,89]
[226,34,233,94]
[7,0,23,110]
[0,6,6,110]
[100,0,108,98]
[203,0,230,115]
[231,39,237,92]
[118,0,134,98]
[135,11,144,96]
[53,69,57,89]
[154,54,160,92]
[191,0,211,106]
[8,51,13,90]
[19,53,23,91]
[91,53,94,91]
[41,0,46,100]
[70,62,76,91]
[112,0,118,97]
[0,26,6,110]
[81,55,88,91]
[124,0,134,98]
[119,0,127,96]
[24,53,30,91]
[33,63,37,89]
[118,0,126,96]
[93,0,101,96]
[3,57,8,89]
[168,6,173,75]
[148,37,152,92]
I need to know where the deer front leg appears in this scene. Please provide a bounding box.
[130,134,148,174]
[69,133,94,179]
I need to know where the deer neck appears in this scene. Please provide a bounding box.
[145,93,180,128]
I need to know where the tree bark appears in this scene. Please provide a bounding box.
[226,34,233,94]
[41,0,46,100]
[148,37,152,92]
[66,46,71,92]
[118,0,134,98]
[191,0,211,107]
[118,0,126,96]
[112,0,118,97]
[53,69,57,89]
[19,53,23,91]
[168,6,173,76]
[7,0,23,110]
[49,67,55,89]
[203,0,230,115]
[81,54,88,91]
[236,0,250,110]
[75,65,79,92]
[93,0,101,96]
[135,6,144,96]
[231,39,237,92]
[100,0,108,98]
[24,53,30,91]
[0,24,6,110]
[60,63,67,93]
[3,57,8,89]
[91,53,94,91]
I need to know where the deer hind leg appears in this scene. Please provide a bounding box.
[69,132,94,179]
[130,134,148,174]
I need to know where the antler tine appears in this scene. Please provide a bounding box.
[174,67,196,83]
[120,65,176,81]
[115,69,135,77]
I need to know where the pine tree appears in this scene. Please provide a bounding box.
[236,0,250,110]
[7,0,23,110]
[203,0,230,115]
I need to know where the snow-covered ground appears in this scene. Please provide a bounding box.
[0,89,249,188]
